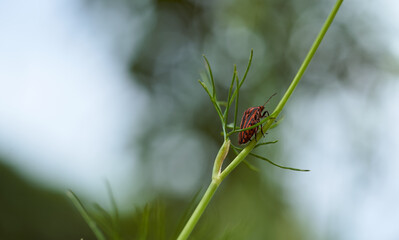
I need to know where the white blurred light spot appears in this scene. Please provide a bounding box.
[0,0,148,205]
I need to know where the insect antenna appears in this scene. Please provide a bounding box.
[262,93,277,106]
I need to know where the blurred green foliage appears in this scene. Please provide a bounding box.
[0,159,94,240]
[67,167,308,239]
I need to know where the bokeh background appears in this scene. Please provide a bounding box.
[1,0,399,239]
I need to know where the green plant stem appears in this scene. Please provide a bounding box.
[176,180,220,240]
[178,1,343,239]
[271,0,343,119]
[178,139,229,240]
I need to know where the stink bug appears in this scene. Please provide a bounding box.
[238,93,276,144]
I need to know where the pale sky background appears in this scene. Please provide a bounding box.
[0,0,398,239]
[0,0,150,203]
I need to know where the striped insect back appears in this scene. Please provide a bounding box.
[238,94,276,144]
[238,106,264,144]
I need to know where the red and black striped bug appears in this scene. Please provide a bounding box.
[238,93,276,144]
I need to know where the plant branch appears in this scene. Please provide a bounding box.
[176,180,220,240]
[271,0,343,119]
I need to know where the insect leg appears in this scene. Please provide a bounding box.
[262,110,270,118]
[254,127,258,142]
[260,124,264,136]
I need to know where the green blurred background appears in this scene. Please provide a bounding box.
[1,0,399,239]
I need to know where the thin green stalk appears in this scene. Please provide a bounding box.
[225,65,237,116]
[223,66,237,139]
[228,49,253,108]
[271,0,343,118]
[254,140,278,148]
[176,180,220,240]
[198,80,226,136]
[203,55,216,98]
[233,75,240,131]
[248,152,309,172]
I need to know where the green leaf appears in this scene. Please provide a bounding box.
[66,190,106,240]
[254,140,278,148]
[202,55,216,98]
[223,65,237,128]
[105,180,121,236]
[249,153,310,172]
[92,204,116,238]
[139,204,151,240]
[199,72,213,97]
[228,49,253,107]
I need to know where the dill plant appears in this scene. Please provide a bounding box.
[177,0,343,239]
[67,0,344,239]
